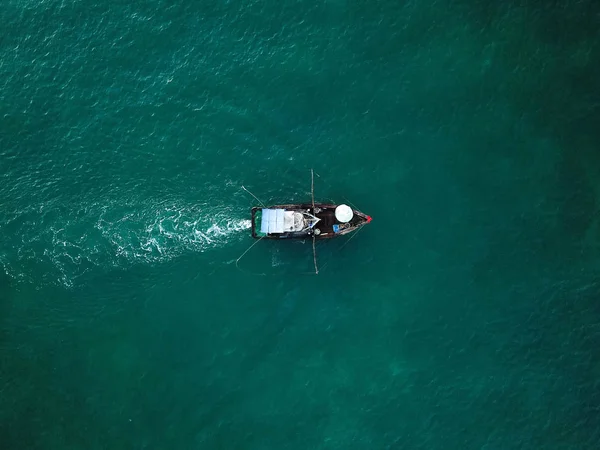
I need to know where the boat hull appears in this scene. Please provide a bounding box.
[251,204,370,240]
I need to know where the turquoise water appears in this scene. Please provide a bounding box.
[2,1,600,448]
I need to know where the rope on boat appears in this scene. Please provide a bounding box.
[241,185,266,207]
[235,236,265,274]
[338,224,365,252]
[342,195,360,212]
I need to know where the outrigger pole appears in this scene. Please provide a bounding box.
[311,169,319,275]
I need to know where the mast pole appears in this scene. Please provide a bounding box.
[311,169,319,275]
[311,169,316,212]
[312,237,319,275]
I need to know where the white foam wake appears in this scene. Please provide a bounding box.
[0,200,252,287]
[96,204,251,263]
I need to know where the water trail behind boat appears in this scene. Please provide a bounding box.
[0,199,251,287]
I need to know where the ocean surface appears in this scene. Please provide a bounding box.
[1,1,600,448]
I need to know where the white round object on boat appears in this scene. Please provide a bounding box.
[335,204,353,223]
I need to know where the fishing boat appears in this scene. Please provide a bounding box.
[240,170,371,274]
[251,203,371,240]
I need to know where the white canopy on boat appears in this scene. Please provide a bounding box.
[335,204,353,223]
[261,209,285,233]
[261,209,306,234]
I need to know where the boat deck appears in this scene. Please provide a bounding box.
[315,208,337,234]
[315,207,363,236]
[251,203,369,240]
